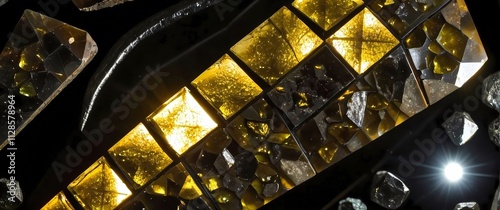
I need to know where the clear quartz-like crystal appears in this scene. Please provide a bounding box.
[0,178,23,209]
[0,10,97,148]
[370,171,410,209]
[442,111,478,145]
[482,71,500,111]
[338,197,367,210]
[488,117,500,147]
[454,202,479,210]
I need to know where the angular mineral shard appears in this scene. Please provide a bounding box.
[488,117,500,147]
[0,178,23,209]
[482,71,500,111]
[0,10,97,148]
[454,202,479,210]
[71,0,134,11]
[442,112,478,146]
[370,171,410,209]
[338,197,367,210]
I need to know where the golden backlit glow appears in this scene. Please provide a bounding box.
[192,54,262,119]
[67,157,132,210]
[41,192,74,210]
[231,7,322,84]
[108,123,173,187]
[148,87,218,155]
[147,163,203,200]
[292,0,363,31]
[327,8,398,74]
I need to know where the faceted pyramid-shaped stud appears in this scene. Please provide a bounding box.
[67,157,132,209]
[71,0,134,11]
[0,10,97,148]
[326,8,399,74]
[292,0,363,31]
[41,192,74,210]
[404,0,487,104]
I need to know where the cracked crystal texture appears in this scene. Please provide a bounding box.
[268,47,354,126]
[292,0,363,31]
[148,87,217,155]
[192,54,262,119]
[67,157,131,210]
[0,10,97,147]
[41,192,74,210]
[231,7,322,85]
[327,8,399,74]
[187,99,315,209]
[108,123,173,188]
[144,163,213,209]
[405,0,487,105]
[368,0,449,36]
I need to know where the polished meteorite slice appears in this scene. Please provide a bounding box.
[0,10,97,148]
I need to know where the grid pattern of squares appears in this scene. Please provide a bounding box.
[42,0,487,209]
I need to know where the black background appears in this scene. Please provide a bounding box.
[0,0,500,209]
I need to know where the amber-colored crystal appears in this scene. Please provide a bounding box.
[231,7,322,84]
[0,10,97,148]
[192,54,262,119]
[148,87,217,155]
[108,123,172,187]
[327,8,399,74]
[67,157,132,210]
[41,192,74,210]
[292,0,363,31]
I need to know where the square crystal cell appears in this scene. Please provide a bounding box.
[41,192,75,210]
[0,10,97,148]
[368,0,449,36]
[147,87,218,155]
[296,67,421,171]
[192,54,262,119]
[404,0,487,104]
[142,163,214,209]
[268,46,355,126]
[184,99,315,209]
[292,0,364,31]
[108,123,173,188]
[326,8,399,75]
[67,157,132,210]
[230,6,323,85]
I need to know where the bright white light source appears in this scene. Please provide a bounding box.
[444,162,463,182]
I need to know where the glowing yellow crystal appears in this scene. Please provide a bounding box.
[148,87,218,155]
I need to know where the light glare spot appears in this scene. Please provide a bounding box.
[444,162,463,182]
